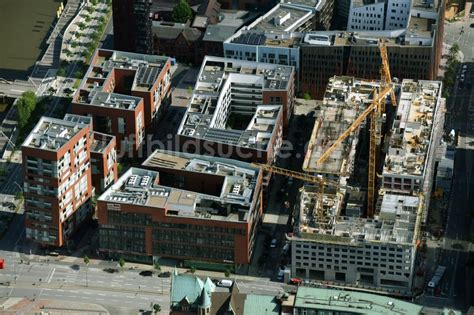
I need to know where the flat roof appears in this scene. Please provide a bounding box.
[383,80,443,178]
[23,116,88,151]
[303,76,378,175]
[294,287,423,314]
[281,0,322,9]
[203,25,239,42]
[177,56,292,150]
[90,131,115,154]
[75,49,170,107]
[100,151,261,223]
[249,3,314,33]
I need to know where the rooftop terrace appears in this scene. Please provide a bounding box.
[23,117,88,151]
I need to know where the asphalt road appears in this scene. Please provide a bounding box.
[0,249,290,313]
[426,61,474,310]
[444,16,474,62]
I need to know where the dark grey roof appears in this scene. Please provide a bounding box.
[232,32,266,45]
[203,25,238,42]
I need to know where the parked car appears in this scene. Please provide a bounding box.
[290,278,303,285]
[217,279,233,288]
[158,271,171,278]
[103,268,119,273]
[139,270,153,277]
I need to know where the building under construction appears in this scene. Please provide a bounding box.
[302,76,379,183]
[289,77,445,294]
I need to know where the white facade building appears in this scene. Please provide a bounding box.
[347,0,413,31]
[347,0,386,31]
[385,0,412,30]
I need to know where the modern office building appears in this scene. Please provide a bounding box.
[22,117,94,247]
[347,0,412,31]
[97,150,263,265]
[223,0,334,74]
[112,0,152,54]
[226,0,443,99]
[289,187,424,293]
[300,25,443,99]
[176,56,294,165]
[71,49,171,155]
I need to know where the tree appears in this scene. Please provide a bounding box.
[74,70,84,79]
[171,0,193,23]
[224,269,230,277]
[119,257,126,272]
[449,43,460,56]
[303,92,312,101]
[16,91,37,129]
[84,255,90,287]
[152,303,161,314]
[190,266,196,274]
[154,262,161,272]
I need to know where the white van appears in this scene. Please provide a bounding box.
[217,279,233,288]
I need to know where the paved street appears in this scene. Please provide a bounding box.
[444,11,474,62]
[0,248,291,313]
[421,55,474,310]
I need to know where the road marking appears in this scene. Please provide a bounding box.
[47,267,56,283]
[98,293,106,296]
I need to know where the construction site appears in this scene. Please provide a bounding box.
[287,41,446,296]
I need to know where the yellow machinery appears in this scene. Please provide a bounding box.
[316,39,396,218]
[252,163,338,221]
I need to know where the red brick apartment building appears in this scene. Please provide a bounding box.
[22,117,94,247]
[64,114,118,194]
[71,49,172,155]
[97,150,263,265]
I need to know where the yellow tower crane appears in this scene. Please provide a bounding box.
[315,39,396,218]
[251,163,339,221]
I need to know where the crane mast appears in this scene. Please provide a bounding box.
[316,39,396,218]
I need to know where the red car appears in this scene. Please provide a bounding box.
[290,278,302,285]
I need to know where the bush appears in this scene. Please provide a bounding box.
[224,269,230,277]
[303,92,312,101]
[190,266,196,274]
[57,67,66,77]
